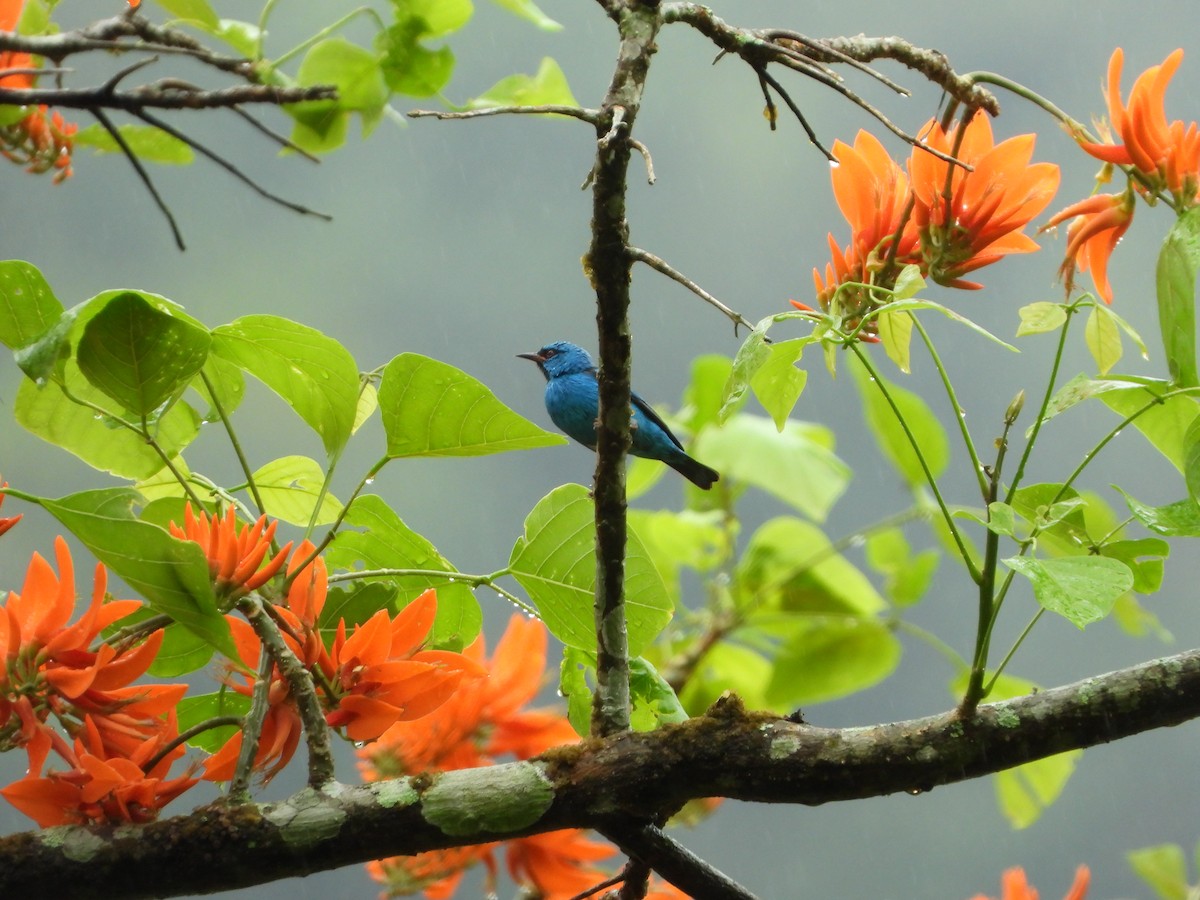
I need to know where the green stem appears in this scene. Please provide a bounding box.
[1005,303,1076,504]
[850,343,981,583]
[229,650,274,803]
[984,608,1045,695]
[282,455,390,592]
[1054,387,1200,504]
[144,716,244,774]
[270,7,386,69]
[892,619,969,672]
[328,567,539,618]
[303,373,373,541]
[200,369,268,518]
[913,317,987,497]
[962,411,1016,712]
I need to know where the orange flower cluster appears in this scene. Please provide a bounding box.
[0,538,193,825]
[1047,48,1200,303]
[361,616,685,900]
[199,534,484,783]
[169,503,292,600]
[805,112,1059,328]
[0,0,77,182]
[969,865,1090,900]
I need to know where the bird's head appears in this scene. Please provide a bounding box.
[517,341,595,380]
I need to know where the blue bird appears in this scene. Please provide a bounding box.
[519,341,719,490]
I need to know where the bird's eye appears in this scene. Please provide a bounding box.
[542,348,557,359]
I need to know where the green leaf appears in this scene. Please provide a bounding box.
[1112,593,1173,642]
[325,494,480,649]
[318,583,398,642]
[176,691,251,753]
[1041,373,1149,422]
[490,0,562,30]
[864,527,938,608]
[678,640,774,715]
[16,376,200,479]
[629,657,688,729]
[77,292,211,417]
[765,616,901,706]
[468,57,578,109]
[1098,382,1200,472]
[686,354,737,433]
[891,264,926,300]
[1117,487,1200,536]
[1155,206,1200,387]
[353,381,378,434]
[736,517,886,616]
[211,315,360,459]
[861,297,1017,352]
[0,259,62,349]
[378,25,455,97]
[750,339,809,429]
[146,622,215,676]
[995,750,1082,829]
[1085,303,1122,375]
[1016,301,1067,337]
[508,484,672,656]
[212,19,261,57]
[1128,844,1191,900]
[1002,555,1132,628]
[38,488,236,660]
[397,0,473,37]
[1099,538,1168,594]
[630,508,727,603]
[190,353,245,422]
[378,352,563,457]
[560,646,594,737]
[1186,415,1200,507]
[250,455,342,526]
[877,309,913,373]
[694,415,850,522]
[985,501,1017,537]
[720,329,772,423]
[150,0,220,28]
[72,124,194,164]
[291,38,389,152]
[849,354,949,488]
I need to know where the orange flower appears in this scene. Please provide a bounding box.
[0,537,169,772]
[969,865,1090,900]
[202,543,326,782]
[1080,49,1200,204]
[323,589,485,743]
[0,0,78,182]
[811,131,919,313]
[169,503,292,601]
[364,617,686,900]
[1041,191,1134,304]
[1,713,197,826]
[909,110,1060,288]
[0,481,20,537]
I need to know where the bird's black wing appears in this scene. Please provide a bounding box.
[582,367,687,452]
[630,389,686,451]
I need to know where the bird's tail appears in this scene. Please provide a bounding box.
[670,453,720,490]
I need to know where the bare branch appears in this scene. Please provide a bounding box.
[90,107,185,250]
[409,105,601,124]
[3,648,1199,897]
[627,246,758,334]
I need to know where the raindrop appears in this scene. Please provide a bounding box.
[828,160,840,169]
[364,477,375,485]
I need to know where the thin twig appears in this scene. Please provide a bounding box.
[626,246,758,334]
[131,108,333,221]
[630,137,655,183]
[89,106,185,250]
[756,66,833,161]
[408,105,600,124]
[600,821,757,900]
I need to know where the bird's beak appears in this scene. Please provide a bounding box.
[517,351,545,363]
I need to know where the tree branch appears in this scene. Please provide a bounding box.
[3,648,1199,897]
[586,4,664,740]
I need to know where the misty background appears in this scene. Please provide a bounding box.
[1,2,1198,897]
